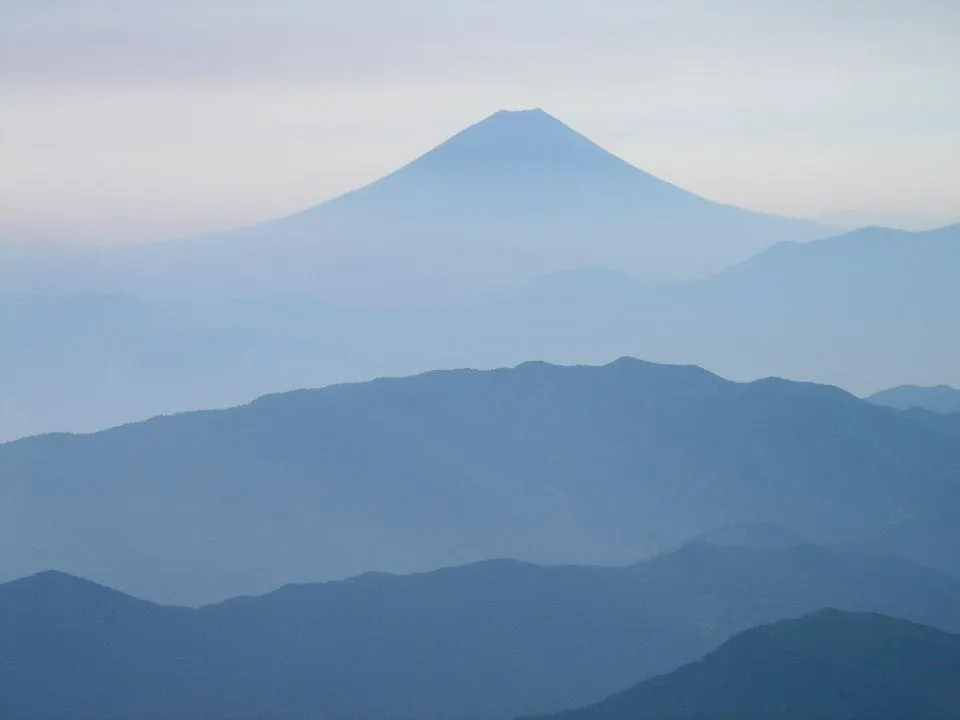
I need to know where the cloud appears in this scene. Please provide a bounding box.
[5,0,956,86]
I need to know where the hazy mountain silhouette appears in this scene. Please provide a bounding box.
[531,610,960,720]
[810,209,959,232]
[3,222,958,442]
[4,545,960,720]
[0,109,827,305]
[436,223,960,392]
[0,293,386,440]
[899,406,960,440]
[869,384,960,414]
[3,357,960,604]
[623,222,960,392]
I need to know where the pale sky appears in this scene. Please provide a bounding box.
[2,0,959,244]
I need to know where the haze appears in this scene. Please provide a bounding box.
[4,5,960,719]
[3,0,959,245]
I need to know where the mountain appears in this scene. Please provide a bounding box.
[4,222,958,443]
[0,109,827,305]
[3,357,960,604]
[4,544,960,720]
[644,222,960,392]
[0,571,194,718]
[869,384,960,414]
[533,610,960,720]
[810,209,959,231]
[0,293,388,440]
[448,223,960,393]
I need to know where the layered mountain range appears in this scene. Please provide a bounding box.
[3,107,959,719]
[3,544,960,720]
[3,357,959,604]
[2,110,958,440]
[2,220,959,441]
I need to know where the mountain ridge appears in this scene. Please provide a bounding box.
[530,610,960,720]
[869,383,960,414]
[4,222,959,442]
[4,545,960,720]
[2,356,960,604]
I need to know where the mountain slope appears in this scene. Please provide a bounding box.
[869,384,960,413]
[455,223,960,392]
[2,224,958,442]
[534,610,960,720]
[3,545,960,720]
[627,222,960,392]
[0,293,383,441]
[0,571,198,720]
[0,109,828,304]
[2,357,959,603]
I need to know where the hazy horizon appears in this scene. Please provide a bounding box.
[4,6,960,717]
[3,0,960,245]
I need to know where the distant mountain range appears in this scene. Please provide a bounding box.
[6,108,958,720]
[869,384,960,414]
[531,610,960,720]
[2,222,959,441]
[3,357,960,604]
[0,109,828,305]
[0,293,372,441]
[0,110,956,442]
[810,209,959,231]
[3,543,960,720]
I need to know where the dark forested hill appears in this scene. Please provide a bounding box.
[2,357,960,603]
[532,610,960,720]
[3,544,960,720]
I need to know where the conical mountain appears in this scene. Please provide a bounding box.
[320,109,703,221]
[359,109,689,194]
[8,109,830,304]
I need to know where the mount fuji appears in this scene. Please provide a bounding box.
[2,109,829,305]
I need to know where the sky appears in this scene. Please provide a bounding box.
[2,0,959,244]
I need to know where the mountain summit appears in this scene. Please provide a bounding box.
[391,109,665,176]
[408,109,606,163]
[352,109,697,211]
[2,109,830,304]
